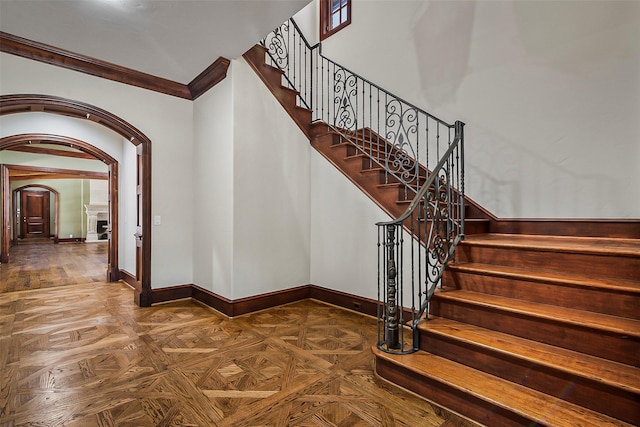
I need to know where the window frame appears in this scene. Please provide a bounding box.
[320,0,352,41]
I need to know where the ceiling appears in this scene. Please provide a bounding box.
[0,0,311,84]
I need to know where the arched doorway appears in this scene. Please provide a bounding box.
[2,133,117,278]
[0,94,152,307]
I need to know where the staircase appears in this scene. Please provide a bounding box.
[244,44,491,233]
[374,233,640,426]
[243,35,640,427]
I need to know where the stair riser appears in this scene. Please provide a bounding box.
[294,107,312,125]
[375,357,537,426]
[345,142,389,158]
[463,220,490,235]
[420,332,640,425]
[443,270,640,320]
[243,45,267,68]
[456,244,640,281]
[430,298,640,366]
[264,69,285,88]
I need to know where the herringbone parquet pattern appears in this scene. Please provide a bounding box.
[0,242,476,426]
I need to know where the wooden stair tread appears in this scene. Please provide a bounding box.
[448,262,640,293]
[462,233,640,257]
[420,316,640,393]
[373,347,634,427]
[434,290,640,338]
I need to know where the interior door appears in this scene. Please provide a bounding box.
[20,190,50,239]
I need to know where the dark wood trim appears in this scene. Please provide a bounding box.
[230,285,312,317]
[243,45,312,138]
[151,284,193,304]
[107,163,119,282]
[1,95,150,307]
[0,95,151,148]
[308,286,379,317]
[1,165,10,263]
[190,285,235,315]
[139,141,153,307]
[489,219,640,239]
[151,283,382,319]
[1,33,230,100]
[320,0,352,41]
[0,31,192,100]
[6,145,97,160]
[57,237,86,243]
[119,269,140,292]
[5,164,108,181]
[188,57,231,100]
[0,134,117,163]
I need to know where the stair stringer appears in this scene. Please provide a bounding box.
[242,44,492,235]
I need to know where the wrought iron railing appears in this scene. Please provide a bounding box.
[262,19,314,110]
[261,19,465,353]
[262,20,455,194]
[376,122,464,353]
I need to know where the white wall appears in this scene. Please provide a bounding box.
[192,64,235,297]
[309,150,391,300]
[89,180,108,205]
[191,59,312,300]
[0,113,123,162]
[1,53,195,287]
[316,0,640,218]
[231,59,311,299]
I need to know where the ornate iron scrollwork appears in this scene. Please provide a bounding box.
[385,99,419,186]
[333,68,358,131]
[263,21,290,70]
[425,170,451,280]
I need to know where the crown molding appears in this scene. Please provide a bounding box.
[0,31,230,100]
[188,57,231,100]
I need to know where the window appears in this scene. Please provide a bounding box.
[320,0,351,41]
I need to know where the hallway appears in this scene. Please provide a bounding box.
[0,242,475,426]
[1,240,108,293]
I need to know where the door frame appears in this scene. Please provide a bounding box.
[1,140,116,278]
[15,185,58,241]
[0,94,152,307]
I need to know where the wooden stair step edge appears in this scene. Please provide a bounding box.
[431,290,640,367]
[444,262,640,319]
[419,316,640,394]
[447,263,640,294]
[433,290,640,339]
[461,233,640,258]
[373,347,634,427]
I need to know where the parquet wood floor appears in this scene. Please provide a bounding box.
[1,240,107,293]
[0,242,476,426]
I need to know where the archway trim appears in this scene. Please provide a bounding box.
[0,95,152,306]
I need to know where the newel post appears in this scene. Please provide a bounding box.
[385,224,401,349]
